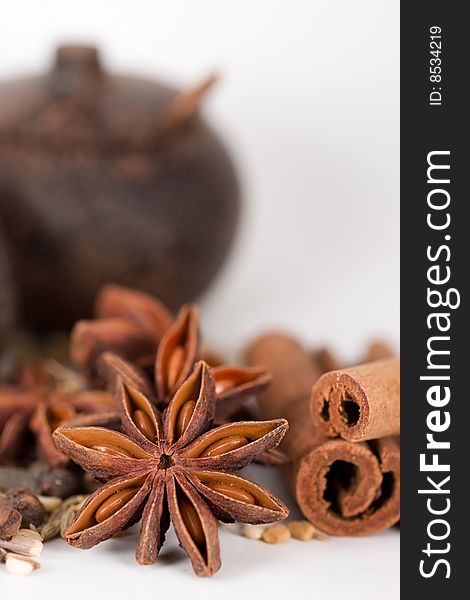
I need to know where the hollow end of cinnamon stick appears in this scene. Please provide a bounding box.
[247,333,400,537]
[310,358,400,442]
[296,436,400,536]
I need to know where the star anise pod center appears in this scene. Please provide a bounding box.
[53,360,289,577]
[157,453,174,470]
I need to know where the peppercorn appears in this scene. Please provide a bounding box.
[4,488,45,529]
[36,467,82,499]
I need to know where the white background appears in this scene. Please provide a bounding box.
[1,1,399,598]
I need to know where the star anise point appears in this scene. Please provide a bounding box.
[53,359,288,577]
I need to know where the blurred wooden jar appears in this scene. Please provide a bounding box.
[0,46,239,336]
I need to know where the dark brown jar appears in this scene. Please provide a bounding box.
[0,46,239,335]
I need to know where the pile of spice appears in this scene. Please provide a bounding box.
[1,285,289,577]
[1,284,400,577]
[0,493,43,575]
[248,334,400,537]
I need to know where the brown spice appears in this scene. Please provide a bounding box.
[261,524,291,544]
[95,285,173,342]
[71,284,174,386]
[53,360,289,577]
[75,287,271,423]
[0,378,115,466]
[155,305,199,404]
[363,340,394,363]
[0,464,83,498]
[312,347,341,374]
[40,495,87,542]
[4,488,45,529]
[247,333,400,537]
[287,520,325,541]
[0,494,21,539]
[31,464,83,498]
[71,320,157,386]
[0,528,43,556]
[310,358,400,442]
[0,529,43,575]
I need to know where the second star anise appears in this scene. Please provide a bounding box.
[53,361,288,576]
[1,364,115,467]
[70,285,272,421]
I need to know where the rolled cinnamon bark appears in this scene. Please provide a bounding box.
[311,347,341,375]
[363,340,393,363]
[247,333,400,536]
[310,358,400,442]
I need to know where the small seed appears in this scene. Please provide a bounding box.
[261,524,291,544]
[40,495,87,541]
[215,379,234,395]
[0,529,43,557]
[37,495,62,514]
[207,482,255,505]
[132,409,157,442]
[242,524,266,540]
[22,529,42,543]
[176,400,196,438]
[5,553,40,576]
[179,497,205,547]
[59,505,83,538]
[59,497,87,539]
[167,346,185,390]
[95,488,138,523]
[39,516,61,541]
[60,495,89,512]
[200,435,248,458]
[288,520,317,541]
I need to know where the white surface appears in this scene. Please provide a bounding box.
[1,1,399,598]
[1,466,399,600]
[1,522,399,600]
[1,466,400,600]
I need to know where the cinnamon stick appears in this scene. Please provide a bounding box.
[310,358,400,442]
[311,347,341,374]
[363,340,393,363]
[247,333,400,536]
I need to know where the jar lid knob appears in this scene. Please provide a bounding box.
[51,45,103,95]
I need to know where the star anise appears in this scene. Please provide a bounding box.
[53,361,288,576]
[0,364,115,467]
[71,285,271,421]
[71,285,174,386]
[70,286,279,464]
[97,304,279,464]
[97,346,279,467]
[150,304,272,418]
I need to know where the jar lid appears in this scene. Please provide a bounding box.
[0,45,216,151]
